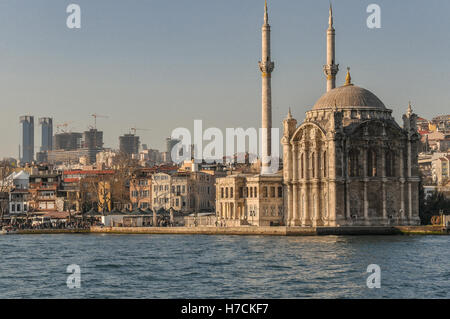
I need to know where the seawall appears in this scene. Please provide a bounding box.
[89,225,449,236]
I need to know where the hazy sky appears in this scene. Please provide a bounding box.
[1,0,449,159]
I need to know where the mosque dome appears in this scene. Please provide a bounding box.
[313,68,386,110]
[313,84,386,110]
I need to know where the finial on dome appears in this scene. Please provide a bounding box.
[345,67,352,86]
[287,107,292,119]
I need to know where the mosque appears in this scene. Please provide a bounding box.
[215,2,421,227]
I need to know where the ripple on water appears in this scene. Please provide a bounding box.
[0,234,449,298]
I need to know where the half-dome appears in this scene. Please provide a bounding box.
[313,85,386,110]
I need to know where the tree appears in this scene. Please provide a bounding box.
[420,188,450,225]
[110,152,140,210]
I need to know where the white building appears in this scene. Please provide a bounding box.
[8,171,30,215]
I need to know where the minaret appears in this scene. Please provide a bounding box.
[259,0,275,172]
[323,4,339,92]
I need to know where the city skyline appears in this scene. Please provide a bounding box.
[1,0,450,159]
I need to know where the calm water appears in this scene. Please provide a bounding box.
[0,234,448,299]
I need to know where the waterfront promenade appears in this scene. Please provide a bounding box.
[10,225,449,236]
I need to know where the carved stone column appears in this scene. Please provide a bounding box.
[399,148,406,221]
[292,143,299,225]
[363,145,369,223]
[407,140,413,221]
[381,146,387,222]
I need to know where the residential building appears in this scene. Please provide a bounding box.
[432,155,450,185]
[28,168,62,211]
[152,171,215,214]
[130,169,152,210]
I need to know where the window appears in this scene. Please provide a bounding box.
[301,153,305,179]
[221,187,224,198]
[230,187,234,198]
[140,202,148,209]
[270,187,275,197]
[348,149,360,177]
[323,151,327,178]
[311,153,316,178]
[367,149,377,177]
[278,187,283,198]
[386,151,396,177]
[254,187,258,198]
[239,187,244,198]
[263,187,268,198]
[225,188,229,198]
[250,187,253,198]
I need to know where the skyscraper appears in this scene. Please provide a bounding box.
[83,128,104,164]
[19,116,34,163]
[119,134,140,157]
[39,117,53,152]
[166,137,181,163]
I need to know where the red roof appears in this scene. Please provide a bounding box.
[63,170,114,175]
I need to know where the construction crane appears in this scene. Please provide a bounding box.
[130,127,152,135]
[91,114,109,130]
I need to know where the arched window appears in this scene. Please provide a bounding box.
[348,149,360,177]
[367,149,377,177]
[323,151,327,178]
[317,152,321,178]
[386,151,396,177]
[311,152,316,178]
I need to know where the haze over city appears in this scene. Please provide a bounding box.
[0,0,449,158]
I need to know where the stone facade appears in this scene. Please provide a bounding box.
[215,173,284,226]
[282,83,421,226]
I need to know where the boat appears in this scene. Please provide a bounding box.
[0,227,18,235]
